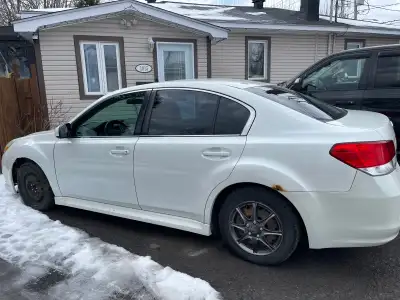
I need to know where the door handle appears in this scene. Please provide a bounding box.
[202,148,231,158]
[110,149,129,156]
[335,100,355,105]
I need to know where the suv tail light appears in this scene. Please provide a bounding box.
[330,140,396,176]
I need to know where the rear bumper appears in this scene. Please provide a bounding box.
[287,167,400,249]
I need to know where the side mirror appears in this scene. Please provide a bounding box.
[56,123,72,139]
[291,77,303,91]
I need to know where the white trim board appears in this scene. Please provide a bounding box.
[13,0,229,39]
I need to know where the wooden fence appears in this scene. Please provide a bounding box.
[0,64,47,163]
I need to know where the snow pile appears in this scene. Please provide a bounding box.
[0,176,221,300]
[150,2,246,21]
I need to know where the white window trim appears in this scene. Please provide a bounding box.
[346,41,364,50]
[247,40,268,81]
[79,41,122,96]
[156,42,195,82]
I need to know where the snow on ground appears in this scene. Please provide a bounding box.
[0,175,221,300]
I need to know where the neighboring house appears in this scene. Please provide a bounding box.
[0,26,35,79]
[12,0,400,119]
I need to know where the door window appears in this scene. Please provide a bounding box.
[374,54,400,88]
[74,92,145,137]
[148,90,218,135]
[156,43,195,81]
[215,97,250,134]
[302,57,367,91]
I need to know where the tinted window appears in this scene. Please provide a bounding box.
[215,98,250,134]
[148,90,219,135]
[74,92,144,137]
[246,86,346,121]
[302,57,366,91]
[375,54,400,88]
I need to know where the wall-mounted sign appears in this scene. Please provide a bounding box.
[135,64,152,73]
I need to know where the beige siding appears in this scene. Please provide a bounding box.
[212,32,329,84]
[212,32,399,84]
[39,17,208,119]
[333,35,399,53]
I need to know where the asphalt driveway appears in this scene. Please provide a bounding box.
[45,206,400,300]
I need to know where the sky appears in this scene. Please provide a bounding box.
[166,0,400,25]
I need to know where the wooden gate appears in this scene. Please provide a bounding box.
[0,64,46,162]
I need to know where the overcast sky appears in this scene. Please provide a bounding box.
[167,0,400,24]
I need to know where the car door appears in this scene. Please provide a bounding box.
[54,90,149,209]
[294,52,371,110]
[362,50,400,149]
[134,89,253,222]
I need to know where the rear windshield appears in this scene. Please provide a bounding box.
[246,86,347,121]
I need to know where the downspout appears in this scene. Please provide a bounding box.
[327,33,332,55]
[314,34,318,62]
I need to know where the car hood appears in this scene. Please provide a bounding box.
[16,130,56,144]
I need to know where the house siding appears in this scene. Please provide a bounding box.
[39,17,208,119]
[212,31,398,84]
[333,35,399,53]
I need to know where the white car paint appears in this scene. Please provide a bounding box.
[2,79,400,250]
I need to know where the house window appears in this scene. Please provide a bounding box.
[80,42,121,95]
[74,36,126,100]
[154,39,198,82]
[246,37,270,81]
[345,39,365,50]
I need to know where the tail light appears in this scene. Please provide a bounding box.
[330,140,396,176]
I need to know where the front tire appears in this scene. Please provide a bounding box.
[219,186,301,265]
[17,162,55,211]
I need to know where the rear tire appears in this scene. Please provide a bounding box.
[17,162,55,211]
[219,186,301,265]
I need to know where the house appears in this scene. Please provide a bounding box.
[12,0,400,120]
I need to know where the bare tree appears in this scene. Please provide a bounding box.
[0,0,73,25]
[15,99,71,137]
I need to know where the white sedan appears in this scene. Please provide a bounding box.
[2,80,400,265]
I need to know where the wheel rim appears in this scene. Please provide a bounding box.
[25,174,44,202]
[229,201,283,256]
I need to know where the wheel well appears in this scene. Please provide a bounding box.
[210,183,309,246]
[12,158,37,185]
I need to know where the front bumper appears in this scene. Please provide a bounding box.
[287,167,400,249]
[1,151,16,193]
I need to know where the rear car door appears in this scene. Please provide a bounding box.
[362,50,400,148]
[133,89,253,222]
[294,52,371,110]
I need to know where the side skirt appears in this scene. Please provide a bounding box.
[55,197,212,236]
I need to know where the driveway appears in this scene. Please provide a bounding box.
[46,206,400,300]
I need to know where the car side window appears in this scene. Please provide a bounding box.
[215,97,250,135]
[374,54,400,88]
[148,90,219,135]
[74,92,145,137]
[302,56,367,91]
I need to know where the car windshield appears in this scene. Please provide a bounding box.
[246,86,347,121]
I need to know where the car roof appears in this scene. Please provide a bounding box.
[106,79,273,98]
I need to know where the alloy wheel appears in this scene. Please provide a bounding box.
[229,201,283,256]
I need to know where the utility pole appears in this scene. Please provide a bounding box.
[354,0,358,20]
[329,0,335,22]
[340,0,345,17]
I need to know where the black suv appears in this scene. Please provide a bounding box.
[284,44,400,145]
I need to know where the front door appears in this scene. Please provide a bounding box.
[54,91,147,209]
[156,43,195,81]
[134,89,252,221]
[362,50,400,149]
[298,53,371,110]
